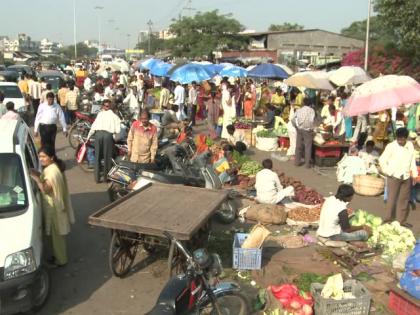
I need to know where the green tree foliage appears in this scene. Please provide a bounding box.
[135,33,166,55]
[60,43,98,59]
[268,22,304,32]
[340,16,395,43]
[167,10,247,58]
[374,0,420,58]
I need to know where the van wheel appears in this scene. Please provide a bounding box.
[27,267,50,313]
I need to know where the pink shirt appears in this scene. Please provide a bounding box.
[1,111,19,120]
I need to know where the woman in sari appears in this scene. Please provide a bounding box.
[30,146,75,266]
[243,85,253,119]
[373,110,390,148]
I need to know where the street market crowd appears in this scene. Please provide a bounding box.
[1,58,419,305]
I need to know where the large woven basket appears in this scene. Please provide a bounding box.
[353,174,385,196]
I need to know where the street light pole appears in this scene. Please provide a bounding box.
[94,6,104,53]
[147,19,153,55]
[364,0,372,71]
[73,0,77,59]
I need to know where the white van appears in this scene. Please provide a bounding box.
[0,119,49,314]
[100,54,113,64]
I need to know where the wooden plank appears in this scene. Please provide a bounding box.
[89,182,228,240]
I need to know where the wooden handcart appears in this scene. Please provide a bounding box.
[88,182,228,278]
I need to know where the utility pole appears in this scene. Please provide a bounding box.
[147,19,153,55]
[364,0,372,71]
[182,0,196,17]
[73,0,77,59]
[94,6,104,53]
[126,34,131,50]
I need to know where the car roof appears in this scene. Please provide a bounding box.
[0,119,26,153]
[8,65,30,69]
[39,70,64,77]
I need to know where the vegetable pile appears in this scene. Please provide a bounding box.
[270,284,314,315]
[257,130,278,138]
[237,175,256,189]
[232,151,251,167]
[234,118,253,129]
[239,160,263,176]
[287,206,322,223]
[294,273,330,292]
[350,209,382,229]
[278,172,324,205]
[367,221,416,260]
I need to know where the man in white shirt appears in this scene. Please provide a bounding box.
[317,184,371,241]
[40,83,53,104]
[188,81,198,126]
[88,100,121,183]
[226,124,248,152]
[1,102,20,120]
[83,76,93,92]
[358,140,379,173]
[379,127,418,226]
[34,92,67,151]
[174,82,186,120]
[255,159,294,204]
[0,92,6,118]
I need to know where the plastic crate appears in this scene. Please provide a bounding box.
[310,280,371,315]
[232,233,262,270]
[389,288,420,315]
[314,156,340,167]
[315,147,341,158]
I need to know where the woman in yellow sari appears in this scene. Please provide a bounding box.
[30,146,75,266]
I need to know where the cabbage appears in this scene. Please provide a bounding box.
[370,217,383,227]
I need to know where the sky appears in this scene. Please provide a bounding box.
[2,0,370,49]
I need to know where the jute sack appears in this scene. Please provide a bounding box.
[241,224,271,249]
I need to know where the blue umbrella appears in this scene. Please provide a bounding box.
[220,65,248,78]
[204,64,222,76]
[247,63,289,79]
[170,63,214,84]
[149,61,173,77]
[140,58,161,70]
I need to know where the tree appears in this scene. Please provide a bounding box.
[135,33,166,55]
[340,16,395,43]
[60,43,98,59]
[167,10,247,58]
[268,22,304,32]
[374,0,420,59]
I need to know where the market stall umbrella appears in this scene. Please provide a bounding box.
[247,63,289,79]
[149,61,173,77]
[285,71,334,90]
[275,64,294,76]
[169,63,214,84]
[328,66,371,86]
[140,58,161,70]
[343,75,420,116]
[219,65,248,78]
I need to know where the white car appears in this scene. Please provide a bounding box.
[0,82,26,113]
[0,119,49,314]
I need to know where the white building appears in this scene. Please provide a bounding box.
[158,29,176,40]
[39,38,62,55]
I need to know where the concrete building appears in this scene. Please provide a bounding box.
[39,38,62,55]
[244,29,364,66]
[158,29,176,40]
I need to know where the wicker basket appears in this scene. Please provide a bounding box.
[353,175,385,196]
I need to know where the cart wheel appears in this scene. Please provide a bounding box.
[109,231,138,278]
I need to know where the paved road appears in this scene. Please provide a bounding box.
[37,132,420,314]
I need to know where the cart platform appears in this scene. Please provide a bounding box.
[89,182,228,240]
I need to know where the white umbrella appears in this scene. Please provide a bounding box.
[285,71,334,90]
[329,66,371,86]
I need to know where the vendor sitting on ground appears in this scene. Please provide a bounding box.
[213,145,238,184]
[317,184,372,242]
[161,104,184,137]
[255,159,294,204]
[358,140,379,173]
[226,124,248,151]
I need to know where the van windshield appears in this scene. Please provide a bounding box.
[0,85,22,98]
[0,153,28,213]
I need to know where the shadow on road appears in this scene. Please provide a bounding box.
[37,191,112,315]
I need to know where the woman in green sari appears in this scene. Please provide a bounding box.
[30,146,75,266]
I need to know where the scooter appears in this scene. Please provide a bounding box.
[146,231,249,315]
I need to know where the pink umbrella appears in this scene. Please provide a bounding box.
[343,75,420,116]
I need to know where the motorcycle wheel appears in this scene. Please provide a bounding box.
[108,182,129,202]
[68,122,87,149]
[214,200,236,224]
[78,158,94,173]
[199,292,249,315]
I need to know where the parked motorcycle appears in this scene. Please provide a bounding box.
[68,111,95,149]
[146,231,249,315]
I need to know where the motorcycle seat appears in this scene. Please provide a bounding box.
[146,302,176,315]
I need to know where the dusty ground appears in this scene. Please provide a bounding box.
[35,125,419,314]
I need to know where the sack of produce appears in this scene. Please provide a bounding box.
[241,224,271,249]
[245,204,288,225]
[256,136,279,151]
